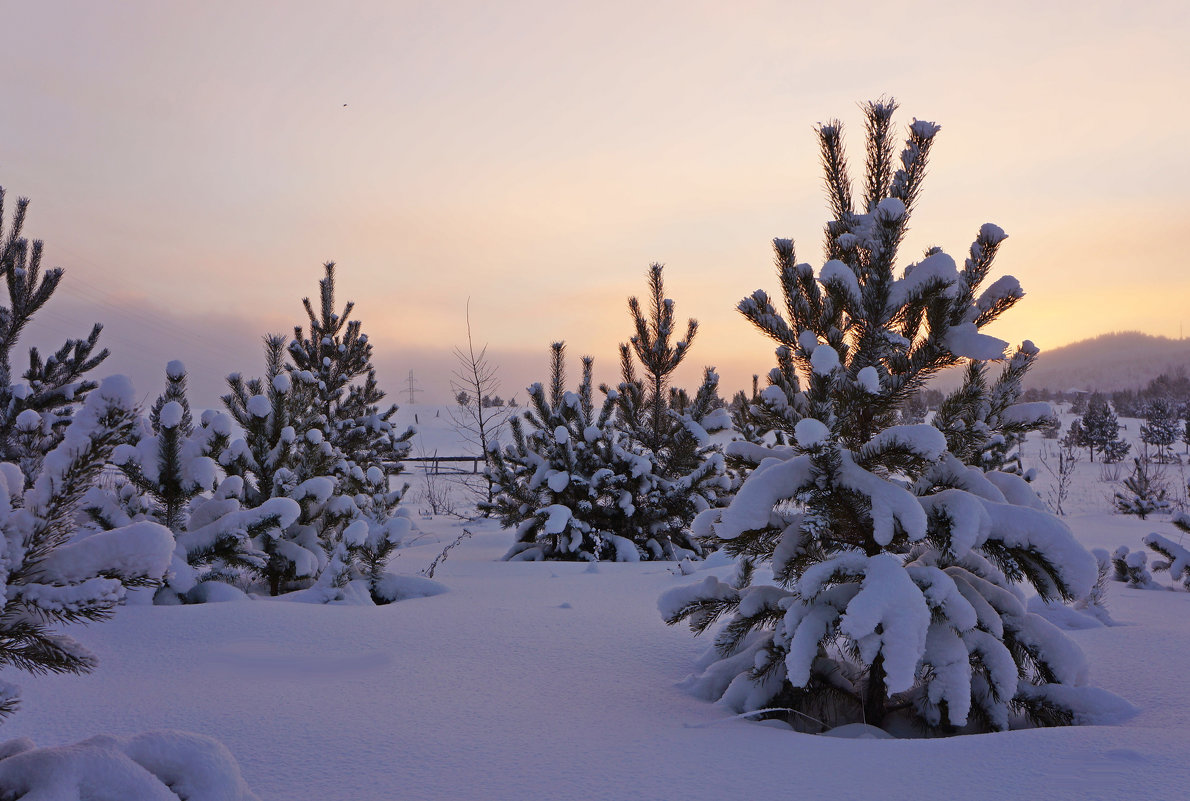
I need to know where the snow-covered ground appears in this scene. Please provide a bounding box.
[3,406,1190,799]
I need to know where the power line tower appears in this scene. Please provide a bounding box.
[405,369,424,404]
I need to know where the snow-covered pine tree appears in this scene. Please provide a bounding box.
[1080,394,1128,464]
[487,342,700,561]
[284,263,414,599]
[286,262,413,524]
[219,335,344,595]
[606,263,730,554]
[1139,397,1179,464]
[82,361,271,602]
[109,362,211,532]
[0,189,110,486]
[1062,418,1089,460]
[661,100,1122,734]
[0,191,173,717]
[0,375,174,719]
[1113,451,1170,519]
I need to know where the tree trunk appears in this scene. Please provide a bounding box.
[863,654,887,728]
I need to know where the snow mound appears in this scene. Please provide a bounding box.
[0,730,259,801]
[185,581,252,604]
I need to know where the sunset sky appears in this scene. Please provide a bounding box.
[4,1,1187,408]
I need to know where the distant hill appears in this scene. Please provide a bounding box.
[1023,332,1190,393]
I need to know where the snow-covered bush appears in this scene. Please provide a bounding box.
[661,100,1126,735]
[1071,548,1113,624]
[1142,512,1190,590]
[0,730,259,800]
[1110,546,1155,588]
[487,343,703,561]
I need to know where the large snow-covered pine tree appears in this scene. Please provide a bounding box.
[660,100,1126,735]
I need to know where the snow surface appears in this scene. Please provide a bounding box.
[0,730,259,800]
[2,405,1189,799]
[5,509,1187,800]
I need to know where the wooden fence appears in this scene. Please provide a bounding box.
[405,455,485,475]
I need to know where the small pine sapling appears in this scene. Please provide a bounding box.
[487,343,700,561]
[1110,546,1155,588]
[87,364,273,602]
[219,335,341,594]
[1113,450,1170,519]
[607,263,730,551]
[286,262,413,525]
[109,362,211,532]
[1139,397,1179,464]
[1078,394,1129,464]
[1062,419,1089,460]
